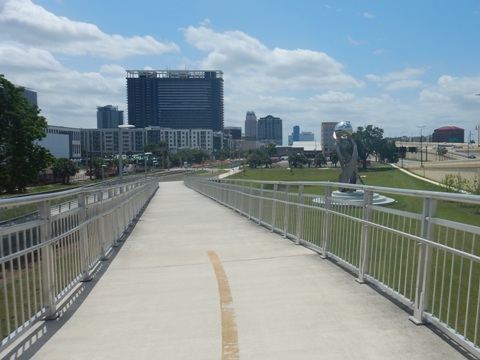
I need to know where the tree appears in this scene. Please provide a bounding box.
[377,139,399,164]
[288,153,309,168]
[52,158,79,184]
[313,153,328,168]
[329,152,339,167]
[0,75,54,193]
[352,125,384,169]
[245,149,271,168]
[265,143,277,157]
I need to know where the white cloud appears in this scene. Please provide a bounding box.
[366,67,426,91]
[0,0,179,59]
[363,12,375,19]
[183,24,363,93]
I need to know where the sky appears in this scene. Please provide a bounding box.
[1,0,480,144]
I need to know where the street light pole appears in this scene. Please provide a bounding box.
[417,126,426,167]
[118,124,135,183]
[144,152,152,179]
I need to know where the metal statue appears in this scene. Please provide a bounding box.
[333,121,364,192]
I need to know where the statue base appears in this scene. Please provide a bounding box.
[313,190,395,206]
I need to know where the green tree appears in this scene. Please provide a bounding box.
[288,153,309,168]
[377,139,399,164]
[329,152,339,167]
[52,158,79,184]
[313,153,328,168]
[245,149,271,168]
[265,143,277,157]
[352,125,385,169]
[0,75,54,193]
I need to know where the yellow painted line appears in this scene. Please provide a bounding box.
[207,250,239,360]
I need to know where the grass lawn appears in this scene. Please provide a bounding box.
[230,164,480,226]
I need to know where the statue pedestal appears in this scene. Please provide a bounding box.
[314,190,395,206]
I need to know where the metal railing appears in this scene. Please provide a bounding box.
[184,175,480,358]
[0,178,158,348]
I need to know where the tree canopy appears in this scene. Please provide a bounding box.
[352,125,398,168]
[0,75,53,193]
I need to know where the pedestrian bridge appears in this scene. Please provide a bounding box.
[0,175,479,359]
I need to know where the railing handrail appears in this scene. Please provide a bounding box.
[215,178,480,204]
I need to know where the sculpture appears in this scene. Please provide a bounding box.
[333,121,364,192]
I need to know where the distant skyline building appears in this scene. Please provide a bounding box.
[21,88,37,107]
[432,126,464,143]
[126,70,224,131]
[258,114,283,146]
[244,111,257,140]
[97,105,124,129]
[293,126,300,142]
[288,126,315,145]
[321,122,337,154]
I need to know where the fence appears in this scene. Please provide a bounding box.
[0,178,158,348]
[185,175,480,358]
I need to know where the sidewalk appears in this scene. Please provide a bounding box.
[7,181,471,360]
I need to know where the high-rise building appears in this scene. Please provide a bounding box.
[293,126,300,142]
[321,122,337,154]
[258,115,283,146]
[21,88,37,107]
[97,105,124,129]
[126,70,224,131]
[244,111,257,140]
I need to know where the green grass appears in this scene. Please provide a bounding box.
[230,165,479,226]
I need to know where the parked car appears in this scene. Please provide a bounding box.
[468,155,476,159]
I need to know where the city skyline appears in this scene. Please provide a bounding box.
[1,0,479,143]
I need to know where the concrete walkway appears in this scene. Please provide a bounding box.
[5,181,473,360]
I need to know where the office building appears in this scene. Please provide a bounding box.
[321,122,338,154]
[21,88,37,107]
[244,111,257,140]
[126,70,224,131]
[97,105,124,129]
[80,127,214,156]
[37,126,81,159]
[293,126,300,142]
[258,115,283,146]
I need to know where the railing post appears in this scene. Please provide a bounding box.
[295,185,304,245]
[283,184,290,238]
[39,199,57,320]
[410,197,436,325]
[271,184,278,232]
[357,190,373,283]
[248,183,254,219]
[78,193,92,282]
[258,184,264,225]
[321,185,333,259]
[239,181,245,216]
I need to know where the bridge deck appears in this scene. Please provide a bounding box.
[7,181,470,359]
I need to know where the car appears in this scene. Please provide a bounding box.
[468,155,476,159]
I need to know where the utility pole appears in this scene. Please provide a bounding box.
[417,126,426,167]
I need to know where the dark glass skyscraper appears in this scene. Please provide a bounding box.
[126,70,224,131]
[258,115,283,145]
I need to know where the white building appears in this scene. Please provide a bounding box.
[37,125,82,159]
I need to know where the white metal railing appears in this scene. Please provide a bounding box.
[184,175,480,358]
[0,178,158,348]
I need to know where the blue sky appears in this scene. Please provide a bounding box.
[1,0,479,143]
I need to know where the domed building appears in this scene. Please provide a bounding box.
[432,126,464,143]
